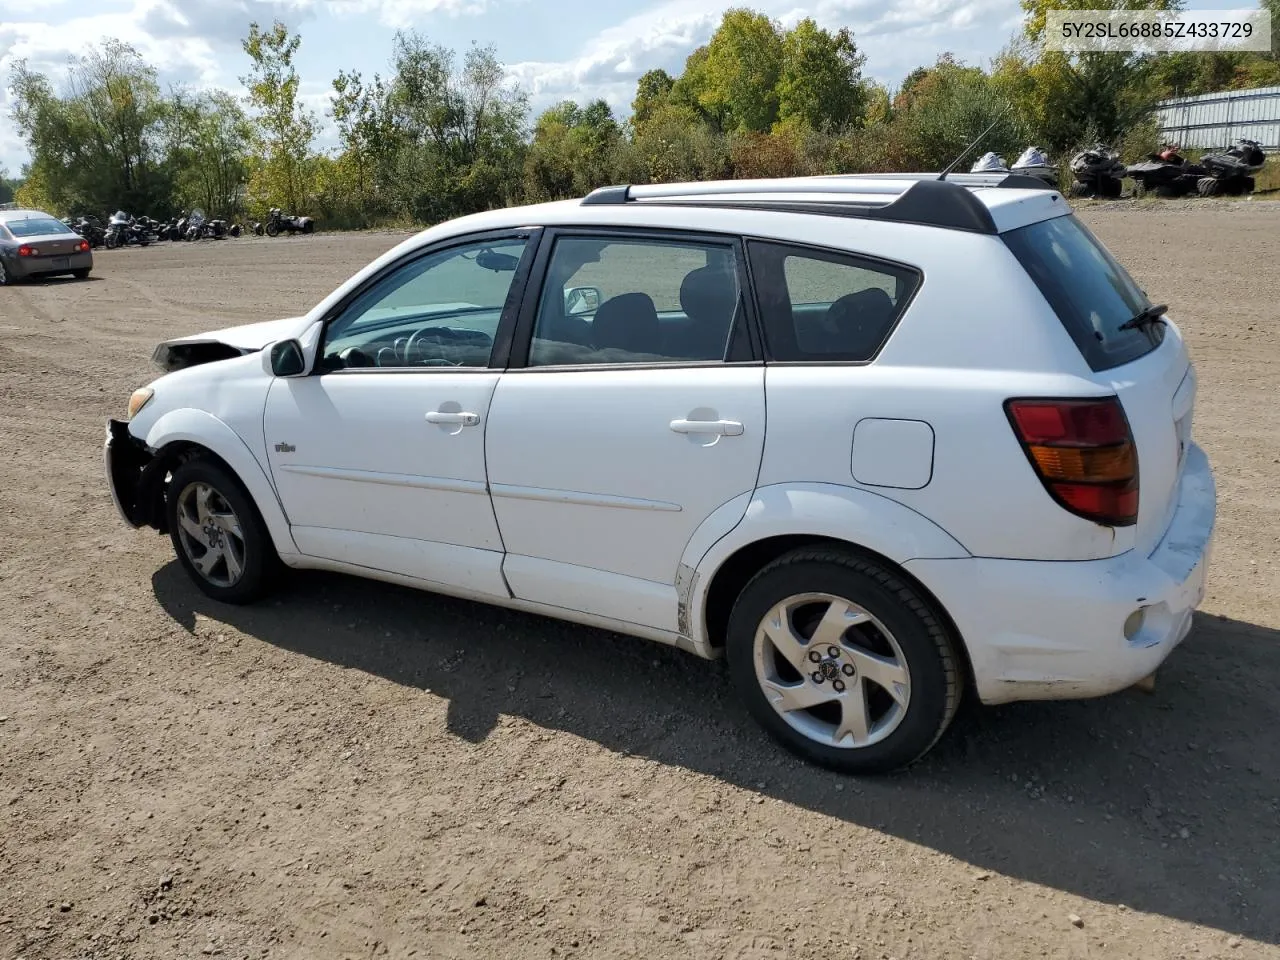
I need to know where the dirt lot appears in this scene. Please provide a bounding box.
[2,202,1278,960]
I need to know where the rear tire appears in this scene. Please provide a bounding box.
[166,458,281,605]
[1197,177,1219,197]
[0,260,10,285]
[73,268,90,279]
[725,547,962,774]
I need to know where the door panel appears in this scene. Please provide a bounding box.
[265,371,507,596]
[485,366,766,627]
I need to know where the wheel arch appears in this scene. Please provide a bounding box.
[684,483,975,688]
[141,409,299,557]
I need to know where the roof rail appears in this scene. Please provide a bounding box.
[579,173,1058,234]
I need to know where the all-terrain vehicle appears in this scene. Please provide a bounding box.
[1194,139,1267,196]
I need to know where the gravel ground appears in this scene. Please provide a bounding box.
[1,204,1277,960]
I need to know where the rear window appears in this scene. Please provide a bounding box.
[3,217,75,238]
[1003,214,1164,372]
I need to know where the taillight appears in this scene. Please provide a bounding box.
[17,245,32,257]
[1005,397,1139,526]
[77,240,90,252]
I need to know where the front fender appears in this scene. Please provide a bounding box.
[682,482,970,653]
[144,408,299,557]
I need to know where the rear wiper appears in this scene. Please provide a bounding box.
[1117,303,1168,332]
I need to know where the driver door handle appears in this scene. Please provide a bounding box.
[425,411,480,426]
[669,418,744,437]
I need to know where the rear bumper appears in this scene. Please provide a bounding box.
[906,442,1216,705]
[105,418,165,530]
[9,251,92,278]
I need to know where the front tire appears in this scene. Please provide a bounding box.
[166,458,280,604]
[265,221,280,237]
[725,548,962,774]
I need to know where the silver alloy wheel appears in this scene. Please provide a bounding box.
[175,481,247,588]
[0,260,8,285]
[752,592,911,749]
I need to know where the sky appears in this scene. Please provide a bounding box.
[0,0,1252,174]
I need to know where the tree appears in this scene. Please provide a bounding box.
[8,40,171,215]
[776,18,868,132]
[165,90,254,216]
[241,20,317,212]
[693,8,784,132]
[386,32,528,221]
[631,69,675,128]
[331,68,397,222]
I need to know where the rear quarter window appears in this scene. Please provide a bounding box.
[1003,213,1164,372]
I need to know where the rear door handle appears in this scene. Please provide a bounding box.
[669,418,744,437]
[425,411,480,426]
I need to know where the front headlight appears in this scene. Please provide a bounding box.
[127,387,154,420]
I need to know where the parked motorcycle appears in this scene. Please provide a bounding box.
[66,215,106,248]
[1194,138,1266,196]
[1126,145,1205,199]
[104,211,152,249]
[1068,144,1126,198]
[264,207,315,236]
[1010,146,1059,187]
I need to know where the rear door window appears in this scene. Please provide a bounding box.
[1003,213,1164,371]
[745,240,921,362]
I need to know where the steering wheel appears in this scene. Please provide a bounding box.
[404,326,461,366]
[404,325,493,366]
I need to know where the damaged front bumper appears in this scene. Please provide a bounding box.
[104,419,167,531]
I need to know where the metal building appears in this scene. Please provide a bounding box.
[1157,85,1280,150]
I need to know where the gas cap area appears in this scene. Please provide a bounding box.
[851,418,935,490]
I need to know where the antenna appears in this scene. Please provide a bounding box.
[938,101,1015,180]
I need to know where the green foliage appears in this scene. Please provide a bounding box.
[693,8,785,132]
[9,40,171,215]
[241,20,318,214]
[892,56,1030,168]
[632,69,675,127]
[776,19,868,132]
[524,99,624,200]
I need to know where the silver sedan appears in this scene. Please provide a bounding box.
[0,209,93,285]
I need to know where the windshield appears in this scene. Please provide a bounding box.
[4,217,76,238]
[1003,213,1165,371]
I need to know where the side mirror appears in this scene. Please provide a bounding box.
[564,285,601,316]
[265,339,307,377]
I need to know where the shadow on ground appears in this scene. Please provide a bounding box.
[153,562,1280,944]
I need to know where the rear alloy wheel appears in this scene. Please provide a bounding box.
[726,548,962,773]
[166,458,279,604]
[0,260,9,285]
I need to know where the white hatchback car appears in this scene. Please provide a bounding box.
[106,173,1216,772]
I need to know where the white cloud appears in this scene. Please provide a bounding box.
[326,0,493,27]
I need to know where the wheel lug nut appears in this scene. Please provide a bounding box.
[810,671,825,685]
[832,679,846,693]
[827,646,840,659]
[808,649,823,663]
[842,663,855,676]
